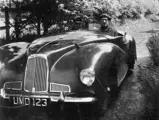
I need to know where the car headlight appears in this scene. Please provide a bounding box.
[80,69,95,86]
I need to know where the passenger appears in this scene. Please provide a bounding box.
[72,16,83,30]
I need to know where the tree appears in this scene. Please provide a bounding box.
[8,0,59,40]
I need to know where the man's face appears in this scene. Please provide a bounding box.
[100,18,109,27]
[76,22,82,28]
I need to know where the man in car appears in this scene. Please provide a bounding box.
[99,13,137,70]
[72,15,83,30]
[99,13,122,37]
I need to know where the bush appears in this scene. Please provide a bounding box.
[137,64,159,120]
[146,35,159,66]
[137,34,159,119]
[138,65,159,92]
[9,33,38,43]
[63,0,159,21]
[137,34,159,117]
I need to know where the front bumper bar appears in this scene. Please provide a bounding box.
[0,89,97,103]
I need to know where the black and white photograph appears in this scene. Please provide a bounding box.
[0,0,159,120]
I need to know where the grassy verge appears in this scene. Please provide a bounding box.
[137,34,159,119]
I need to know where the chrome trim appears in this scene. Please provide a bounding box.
[50,96,96,102]
[0,88,9,99]
[24,54,35,92]
[50,83,71,92]
[24,54,49,93]
[3,93,96,103]
[4,81,22,90]
[80,69,95,86]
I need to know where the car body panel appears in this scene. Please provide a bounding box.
[28,30,121,54]
[50,43,116,92]
[0,30,134,106]
[0,42,29,88]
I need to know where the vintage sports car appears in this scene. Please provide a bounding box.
[0,29,137,119]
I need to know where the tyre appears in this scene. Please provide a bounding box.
[128,61,135,69]
[108,66,119,99]
[128,54,135,70]
[127,37,137,70]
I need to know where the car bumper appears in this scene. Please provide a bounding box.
[0,88,97,103]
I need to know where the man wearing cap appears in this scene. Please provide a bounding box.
[99,13,122,36]
[72,16,83,30]
[99,13,137,69]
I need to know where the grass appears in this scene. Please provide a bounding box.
[137,64,159,120]
[136,34,159,119]
[146,35,159,66]
[63,0,159,21]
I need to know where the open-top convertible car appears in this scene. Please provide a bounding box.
[0,29,136,119]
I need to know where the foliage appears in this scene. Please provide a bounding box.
[2,0,159,41]
[47,0,159,34]
[137,64,159,120]
[137,34,159,117]
[137,34,159,119]
[8,0,59,39]
[147,35,159,66]
[12,33,38,42]
[58,0,159,20]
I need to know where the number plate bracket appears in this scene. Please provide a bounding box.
[11,97,48,107]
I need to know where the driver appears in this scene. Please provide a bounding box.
[99,13,137,70]
[99,13,122,37]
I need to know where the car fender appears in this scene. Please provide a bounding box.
[117,60,128,86]
[117,30,137,60]
[50,42,127,94]
[0,42,29,88]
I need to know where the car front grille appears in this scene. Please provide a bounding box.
[24,54,48,92]
[50,83,70,92]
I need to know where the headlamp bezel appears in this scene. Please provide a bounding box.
[80,69,95,86]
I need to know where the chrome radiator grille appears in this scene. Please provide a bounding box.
[50,83,70,92]
[24,54,48,92]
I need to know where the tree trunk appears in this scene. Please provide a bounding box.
[5,7,10,41]
[42,16,49,35]
[15,4,21,40]
[37,16,41,36]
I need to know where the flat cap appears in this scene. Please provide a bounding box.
[100,13,111,21]
[74,16,82,23]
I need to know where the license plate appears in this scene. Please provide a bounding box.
[12,97,48,107]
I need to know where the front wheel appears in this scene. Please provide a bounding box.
[128,55,135,70]
[127,37,137,70]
